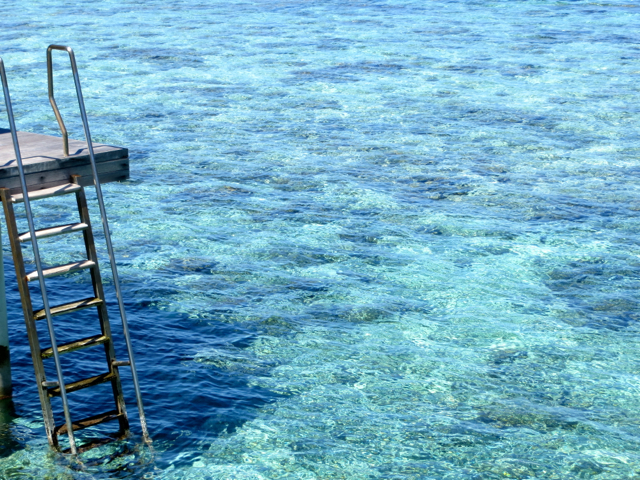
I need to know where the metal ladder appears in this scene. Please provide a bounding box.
[0,47,149,453]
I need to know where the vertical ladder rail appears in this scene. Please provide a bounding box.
[47,45,150,442]
[0,58,77,454]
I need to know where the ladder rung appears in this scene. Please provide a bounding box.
[47,372,115,397]
[19,222,89,243]
[41,334,109,359]
[10,183,82,203]
[26,260,95,282]
[54,409,123,436]
[33,297,103,320]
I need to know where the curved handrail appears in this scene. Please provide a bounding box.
[47,45,70,157]
[1,57,77,453]
[47,45,150,443]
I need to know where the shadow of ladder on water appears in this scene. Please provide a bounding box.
[0,47,149,454]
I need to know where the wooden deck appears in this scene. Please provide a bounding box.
[0,128,129,194]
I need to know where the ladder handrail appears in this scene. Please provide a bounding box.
[47,51,69,157]
[46,45,150,442]
[1,57,77,454]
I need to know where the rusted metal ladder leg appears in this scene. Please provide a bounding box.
[71,175,129,435]
[0,188,58,447]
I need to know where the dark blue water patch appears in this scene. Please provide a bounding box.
[254,203,336,223]
[289,99,342,111]
[1,252,284,456]
[118,308,284,442]
[415,224,445,236]
[0,401,22,459]
[489,349,529,366]
[285,68,360,84]
[161,258,219,275]
[433,421,504,448]
[436,64,489,75]
[258,247,348,268]
[336,269,377,285]
[544,257,640,331]
[526,202,614,224]
[123,287,184,312]
[472,402,583,434]
[393,176,474,203]
[111,47,205,63]
[305,303,396,325]
[338,233,380,244]
[286,279,329,294]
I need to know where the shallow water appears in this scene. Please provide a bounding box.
[0,0,640,478]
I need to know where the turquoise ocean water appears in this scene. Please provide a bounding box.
[1,0,640,478]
